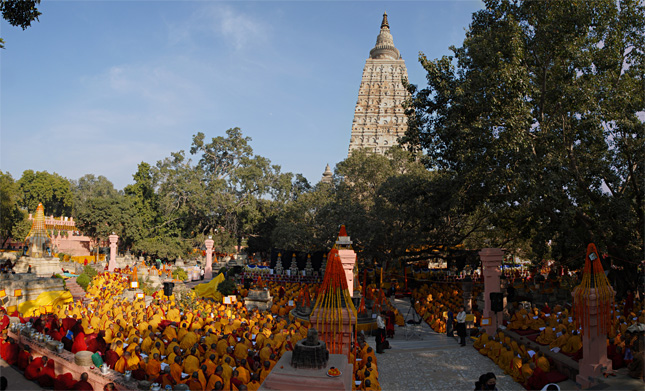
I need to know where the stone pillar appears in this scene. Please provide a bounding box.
[108,234,118,272]
[480,247,504,335]
[205,238,214,280]
[338,249,357,297]
[574,288,614,389]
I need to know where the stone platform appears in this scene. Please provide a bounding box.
[259,352,352,391]
[0,273,65,310]
[14,257,61,277]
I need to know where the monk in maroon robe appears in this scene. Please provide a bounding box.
[104,349,120,369]
[38,358,57,388]
[1,338,19,365]
[72,372,94,390]
[54,373,78,391]
[72,331,88,353]
[525,364,548,390]
[17,346,32,371]
[25,356,46,380]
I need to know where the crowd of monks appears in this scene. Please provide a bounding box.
[1,272,386,391]
[474,294,644,388]
[404,273,644,389]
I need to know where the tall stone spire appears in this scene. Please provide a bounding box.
[347,12,409,157]
[370,12,400,60]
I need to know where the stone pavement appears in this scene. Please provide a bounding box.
[0,357,44,390]
[373,298,645,391]
[371,298,578,391]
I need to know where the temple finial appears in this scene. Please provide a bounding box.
[381,11,389,29]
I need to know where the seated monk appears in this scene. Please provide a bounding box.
[17,345,32,371]
[528,313,546,331]
[72,372,94,390]
[145,353,162,380]
[154,367,176,389]
[549,326,569,349]
[535,352,550,373]
[509,308,529,330]
[72,331,88,353]
[525,362,547,389]
[25,356,46,380]
[1,337,19,365]
[54,372,78,391]
[38,358,57,388]
[536,327,557,345]
[473,331,489,350]
[562,331,582,354]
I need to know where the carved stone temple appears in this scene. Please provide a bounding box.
[347,12,410,157]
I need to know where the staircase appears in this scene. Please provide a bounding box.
[66,277,90,304]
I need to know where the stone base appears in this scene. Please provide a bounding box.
[0,273,66,309]
[14,257,61,277]
[245,289,273,311]
[576,357,612,389]
[259,352,352,391]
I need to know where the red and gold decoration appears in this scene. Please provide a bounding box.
[572,243,614,336]
[311,248,357,355]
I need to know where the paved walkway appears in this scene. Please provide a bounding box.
[373,298,645,391]
[0,358,44,390]
[371,298,526,390]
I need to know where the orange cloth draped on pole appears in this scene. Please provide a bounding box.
[573,243,614,337]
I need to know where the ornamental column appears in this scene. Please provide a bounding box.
[573,243,615,389]
[108,234,118,272]
[205,237,214,280]
[480,247,504,335]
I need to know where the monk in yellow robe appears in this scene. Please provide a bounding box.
[145,353,162,381]
[170,356,185,385]
[536,327,557,345]
[183,348,201,376]
[562,331,582,354]
[473,332,489,350]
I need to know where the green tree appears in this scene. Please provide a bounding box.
[17,170,74,216]
[0,171,25,246]
[403,0,644,280]
[1,0,41,48]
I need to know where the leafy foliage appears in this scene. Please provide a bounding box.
[17,170,74,216]
[172,268,188,281]
[76,274,91,291]
[1,0,41,48]
[217,279,236,296]
[402,0,644,278]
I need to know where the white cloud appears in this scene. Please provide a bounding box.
[167,4,270,51]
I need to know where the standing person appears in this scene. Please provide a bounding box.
[375,311,386,353]
[456,306,467,346]
[446,308,454,337]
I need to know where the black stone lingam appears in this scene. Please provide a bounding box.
[290,328,329,369]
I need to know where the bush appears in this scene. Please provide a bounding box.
[83,265,98,279]
[76,274,91,291]
[172,268,188,281]
[217,279,236,296]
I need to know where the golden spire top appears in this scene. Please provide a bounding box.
[381,11,389,29]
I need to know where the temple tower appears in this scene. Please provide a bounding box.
[348,12,409,156]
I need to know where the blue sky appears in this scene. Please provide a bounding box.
[1,0,483,190]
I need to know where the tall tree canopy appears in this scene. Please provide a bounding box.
[403,0,644,276]
[17,170,74,217]
[1,0,41,48]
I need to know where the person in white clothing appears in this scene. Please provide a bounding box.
[456,306,467,346]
